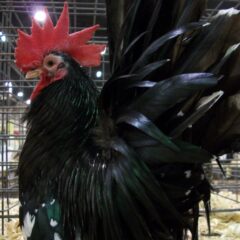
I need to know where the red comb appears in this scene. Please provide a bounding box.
[15,2,105,72]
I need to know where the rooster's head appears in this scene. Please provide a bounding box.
[15,2,105,100]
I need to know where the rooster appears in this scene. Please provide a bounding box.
[15,1,240,240]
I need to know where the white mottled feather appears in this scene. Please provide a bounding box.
[22,212,36,239]
[50,218,58,227]
[54,232,62,240]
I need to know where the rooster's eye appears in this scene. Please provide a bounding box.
[47,60,54,67]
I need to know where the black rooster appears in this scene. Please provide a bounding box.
[15,1,240,240]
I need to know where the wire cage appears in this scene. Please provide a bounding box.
[0,0,240,238]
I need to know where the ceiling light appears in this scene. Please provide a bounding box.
[1,35,6,42]
[26,99,31,105]
[5,82,12,93]
[17,92,24,97]
[96,71,102,78]
[34,10,47,23]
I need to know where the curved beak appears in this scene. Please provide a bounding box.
[25,68,42,79]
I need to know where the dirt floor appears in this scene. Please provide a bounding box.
[199,191,240,240]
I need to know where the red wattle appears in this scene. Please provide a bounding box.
[30,69,68,101]
[30,76,50,100]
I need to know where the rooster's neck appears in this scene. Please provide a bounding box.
[19,69,98,200]
[27,69,98,141]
